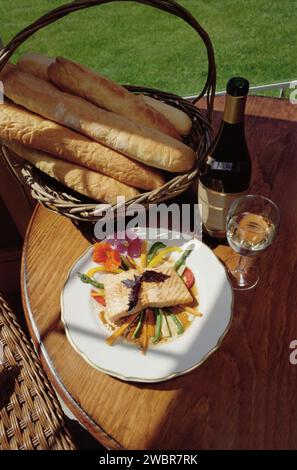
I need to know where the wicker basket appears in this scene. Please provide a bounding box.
[0,293,75,450]
[0,0,216,222]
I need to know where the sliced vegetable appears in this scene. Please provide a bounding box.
[173,244,194,271]
[146,308,156,338]
[184,306,203,317]
[120,255,130,271]
[165,309,185,335]
[106,312,139,345]
[183,267,195,289]
[152,308,163,344]
[77,272,104,290]
[133,310,145,338]
[87,266,122,277]
[126,255,142,271]
[177,264,186,277]
[148,246,182,268]
[140,313,149,353]
[190,284,198,298]
[91,289,105,297]
[140,240,147,269]
[171,314,185,335]
[147,242,166,264]
[161,310,172,338]
[93,295,106,306]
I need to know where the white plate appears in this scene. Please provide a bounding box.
[61,228,233,383]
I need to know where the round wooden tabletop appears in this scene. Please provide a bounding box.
[21,96,297,450]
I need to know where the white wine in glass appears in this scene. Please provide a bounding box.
[225,195,280,289]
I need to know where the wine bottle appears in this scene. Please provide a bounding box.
[198,77,252,239]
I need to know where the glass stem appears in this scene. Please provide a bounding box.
[237,255,246,273]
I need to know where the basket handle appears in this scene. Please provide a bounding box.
[0,0,216,118]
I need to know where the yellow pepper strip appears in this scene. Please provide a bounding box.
[140,240,147,269]
[147,246,182,268]
[126,255,142,271]
[106,312,140,346]
[86,266,123,277]
[91,289,105,297]
[190,284,197,297]
[184,306,203,317]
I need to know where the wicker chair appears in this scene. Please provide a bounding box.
[0,293,75,450]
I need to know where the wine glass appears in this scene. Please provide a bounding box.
[225,195,280,290]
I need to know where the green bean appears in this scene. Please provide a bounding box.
[132,311,144,338]
[173,244,195,271]
[171,314,185,335]
[161,310,172,337]
[152,308,163,344]
[77,272,104,290]
[120,255,130,271]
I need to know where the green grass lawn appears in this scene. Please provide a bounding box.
[0,0,296,97]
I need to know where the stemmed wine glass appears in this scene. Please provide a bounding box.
[225,195,280,290]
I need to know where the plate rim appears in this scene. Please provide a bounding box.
[61,230,234,383]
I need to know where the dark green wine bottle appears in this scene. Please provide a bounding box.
[198,77,252,239]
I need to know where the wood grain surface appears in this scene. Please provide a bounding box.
[21,96,297,449]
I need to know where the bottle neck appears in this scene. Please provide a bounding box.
[223,94,247,124]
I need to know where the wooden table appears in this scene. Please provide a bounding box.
[21,96,297,450]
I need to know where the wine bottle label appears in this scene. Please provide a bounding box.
[206,156,248,172]
[198,181,248,238]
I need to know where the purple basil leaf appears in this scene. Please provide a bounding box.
[122,275,142,312]
[122,278,137,289]
[122,270,169,312]
[141,270,170,283]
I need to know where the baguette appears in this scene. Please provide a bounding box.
[17,52,55,81]
[142,95,192,135]
[2,67,196,173]
[3,140,139,203]
[17,53,181,139]
[50,57,181,140]
[0,96,164,190]
[0,101,162,190]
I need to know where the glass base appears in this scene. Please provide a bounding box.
[225,256,259,290]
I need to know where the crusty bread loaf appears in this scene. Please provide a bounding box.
[142,95,192,135]
[49,56,181,140]
[3,140,139,203]
[16,55,192,136]
[17,52,55,81]
[2,67,196,173]
[0,101,165,190]
[17,53,181,139]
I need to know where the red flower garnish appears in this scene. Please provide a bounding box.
[93,242,121,269]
